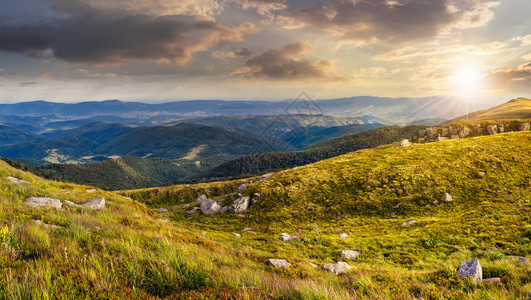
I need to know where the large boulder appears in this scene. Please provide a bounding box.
[397,139,411,147]
[196,195,209,204]
[229,196,251,213]
[25,197,62,209]
[418,129,427,137]
[199,198,222,215]
[448,126,460,135]
[457,258,482,284]
[238,184,247,193]
[458,126,471,138]
[83,197,106,210]
[486,125,498,135]
[340,250,360,260]
[440,128,449,137]
[7,176,29,185]
[323,262,353,276]
[426,128,438,139]
[267,259,291,268]
[518,122,530,131]
[279,233,299,242]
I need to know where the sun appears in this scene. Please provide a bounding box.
[450,64,485,96]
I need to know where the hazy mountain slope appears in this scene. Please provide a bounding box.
[0,124,44,146]
[95,124,294,159]
[41,122,142,144]
[449,97,531,122]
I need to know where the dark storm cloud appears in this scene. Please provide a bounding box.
[0,0,258,65]
[243,41,338,79]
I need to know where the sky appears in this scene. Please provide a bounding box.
[0,0,530,103]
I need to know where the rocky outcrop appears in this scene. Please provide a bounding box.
[7,176,29,185]
[83,197,106,210]
[426,128,438,139]
[340,250,360,260]
[486,125,498,135]
[267,259,291,268]
[323,262,353,275]
[458,126,471,138]
[25,197,62,209]
[518,122,530,131]
[279,233,299,242]
[457,258,482,284]
[397,139,411,147]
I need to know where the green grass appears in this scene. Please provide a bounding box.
[0,130,530,299]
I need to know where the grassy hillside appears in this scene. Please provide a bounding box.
[449,97,531,122]
[0,132,530,298]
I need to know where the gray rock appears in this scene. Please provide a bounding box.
[83,197,106,210]
[458,126,471,138]
[86,189,97,193]
[323,262,353,275]
[402,220,417,226]
[238,184,247,193]
[479,171,487,176]
[457,258,482,284]
[507,256,530,264]
[231,232,242,238]
[418,129,427,137]
[450,135,459,139]
[158,208,168,213]
[486,125,498,135]
[261,173,273,181]
[195,195,209,204]
[441,128,449,137]
[29,219,62,229]
[340,250,360,260]
[435,137,449,142]
[230,196,251,213]
[183,203,191,208]
[279,233,299,242]
[25,197,62,209]
[449,126,460,135]
[309,262,319,268]
[397,139,411,147]
[64,200,81,208]
[426,128,438,139]
[443,193,453,202]
[483,278,502,283]
[518,122,530,131]
[7,176,29,185]
[267,259,291,268]
[242,228,253,232]
[253,193,260,197]
[200,198,222,215]
[186,207,200,214]
[219,206,229,213]
[339,233,350,239]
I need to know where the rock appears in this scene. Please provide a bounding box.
[323,262,353,275]
[458,126,471,138]
[261,173,273,181]
[29,219,62,229]
[435,137,449,142]
[86,189,97,193]
[309,262,319,268]
[426,128,438,139]
[82,197,106,210]
[518,122,530,131]
[279,233,299,242]
[246,231,257,235]
[231,232,242,238]
[340,250,360,260]
[25,197,62,209]
[479,171,486,176]
[253,193,260,197]
[64,200,81,208]
[267,259,291,268]
[195,195,209,204]
[229,196,251,213]
[242,228,253,232]
[183,203,191,208]
[443,193,453,202]
[339,233,350,239]
[449,126,460,135]
[440,128,449,137]
[397,139,411,147]
[486,125,498,135]
[483,278,502,283]
[158,208,168,213]
[186,207,200,214]
[418,129,427,137]
[457,258,482,284]
[402,220,417,226]
[219,206,229,213]
[199,198,222,215]
[450,135,459,139]
[238,184,247,193]
[507,256,530,264]
[7,176,29,185]
[498,125,505,133]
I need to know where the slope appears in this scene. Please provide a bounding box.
[41,122,141,144]
[449,97,531,122]
[0,124,44,146]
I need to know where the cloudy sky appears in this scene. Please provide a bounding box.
[0,0,529,103]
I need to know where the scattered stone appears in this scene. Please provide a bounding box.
[29,219,62,229]
[443,193,453,202]
[479,171,486,176]
[458,126,471,138]
[261,173,273,181]
[238,184,247,193]
[292,209,298,213]
[7,176,29,185]
[158,208,168,213]
[229,196,251,213]
[25,197,62,209]
[186,207,200,214]
[267,259,291,268]
[246,231,257,235]
[340,250,360,260]
[253,193,260,197]
[507,256,530,264]
[279,233,299,242]
[86,189,97,193]
[231,232,242,238]
[402,220,417,226]
[426,128,438,139]
[435,136,449,142]
[64,200,81,208]
[159,219,168,223]
[483,278,502,283]
[183,203,191,208]
[339,233,350,239]
[425,204,430,208]
[397,139,412,147]
[518,122,530,131]
[242,228,253,232]
[82,197,106,210]
[200,198,222,215]
[323,262,353,276]
[457,258,482,284]
[309,262,319,268]
[486,125,498,135]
